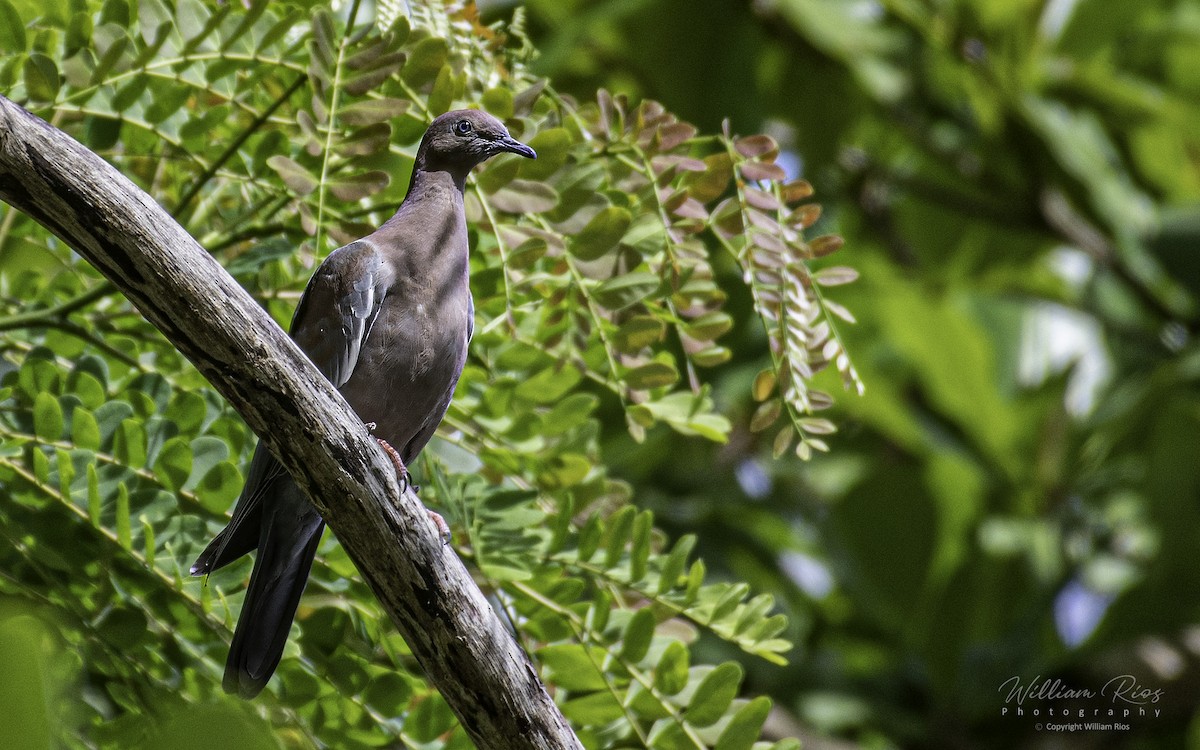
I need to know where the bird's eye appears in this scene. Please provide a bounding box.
[454,120,473,136]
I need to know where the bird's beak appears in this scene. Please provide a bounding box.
[498,136,537,159]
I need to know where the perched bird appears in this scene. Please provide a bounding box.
[191,109,536,698]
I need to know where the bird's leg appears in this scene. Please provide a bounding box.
[373,435,451,544]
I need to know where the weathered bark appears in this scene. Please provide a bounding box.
[0,95,581,750]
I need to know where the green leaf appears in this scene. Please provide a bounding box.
[153,436,192,491]
[23,53,60,102]
[187,436,230,492]
[621,213,668,256]
[593,271,662,310]
[614,316,666,353]
[541,393,598,436]
[482,86,513,119]
[686,152,732,202]
[489,180,559,214]
[750,399,781,432]
[752,369,776,401]
[362,672,412,716]
[714,696,772,750]
[336,122,391,157]
[405,695,456,744]
[66,12,93,56]
[625,361,679,390]
[115,483,131,550]
[266,155,318,196]
[196,461,240,513]
[570,206,632,260]
[813,265,859,286]
[685,559,705,603]
[33,392,63,441]
[648,720,692,750]
[514,365,581,404]
[577,514,602,562]
[141,517,156,570]
[683,311,733,341]
[113,418,146,467]
[562,691,624,725]
[538,644,607,691]
[400,36,447,87]
[658,534,696,595]
[636,391,731,442]
[686,662,743,727]
[86,463,100,526]
[220,0,267,51]
[165,390,207,436]
[810,233,844,258]
[604,505,636,568]
[343,51,407,96]
[328,171,389,201]
[100,0,129,26]
[18,357,59,399]
[55,448,73,500]
[0,1,26,53]
[31,446,49,482]
[620,608,656,663]
[478,155,521,193]
[339,98,409,126]
[654,640,689,695]
[773,424,795,458]
[427,64,457,114]
[137,0,171,45]
[310,9,335,67]
[72,408,100,451]
[67,371,106,410]
[629,682,673,721]
[630,509,652,581]
[538,453,591,489]
[692,345,732,367]
[799,417,836,435]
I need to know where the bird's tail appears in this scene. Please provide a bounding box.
[223,488,325,699]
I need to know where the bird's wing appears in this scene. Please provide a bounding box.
[190,240,387,577]
[190,442,281,575]
[290,239,388,387]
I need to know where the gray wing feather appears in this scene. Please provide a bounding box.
[291,240,387,387]
[191,240,387,576]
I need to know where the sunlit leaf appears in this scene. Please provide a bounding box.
[33,393,63,441]
[714,697,771,750]
[570,206,632,261]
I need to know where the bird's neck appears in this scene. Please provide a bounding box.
[407,160,467,196]
[380,166,467,235]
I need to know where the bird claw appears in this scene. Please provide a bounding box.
[427,509,452,545]
[375,437,407,483]
[375,437,449,544]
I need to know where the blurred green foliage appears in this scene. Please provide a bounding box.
[0,0,860,747]
[512,0,1200,747]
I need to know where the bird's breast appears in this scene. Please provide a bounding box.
[339,273,471,449]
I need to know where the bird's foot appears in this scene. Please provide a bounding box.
[426,509,451,546]
[375,437,449,545]
[374,437,411,492]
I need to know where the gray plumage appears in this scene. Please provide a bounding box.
[191,110,535,698]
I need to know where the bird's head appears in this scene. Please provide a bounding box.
[416,109,536,176]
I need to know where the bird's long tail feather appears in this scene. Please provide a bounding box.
[223,486,324,699]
